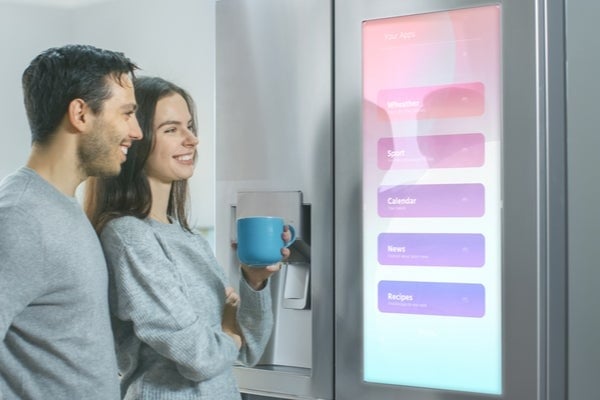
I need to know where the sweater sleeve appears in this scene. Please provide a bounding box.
[0,209,46,339]
[236,276,274,366]
[101,220,240,382]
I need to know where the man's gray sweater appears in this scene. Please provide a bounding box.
[0,167,120,399]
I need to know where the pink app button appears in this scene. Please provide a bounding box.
[378,133,485,170]
[377,82,485,121]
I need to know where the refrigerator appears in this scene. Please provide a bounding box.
[215,0,334,399]
[215,0,568,399]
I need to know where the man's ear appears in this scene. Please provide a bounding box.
[67,98,90,132]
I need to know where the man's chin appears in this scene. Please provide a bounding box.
[87,164,122,178]
[106,164,123,177]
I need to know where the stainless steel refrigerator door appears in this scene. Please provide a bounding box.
[215,0,334,399]
[334,0,567,399]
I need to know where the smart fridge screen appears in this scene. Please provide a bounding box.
[362,5,502,395]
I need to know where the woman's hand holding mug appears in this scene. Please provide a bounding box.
[236,218,295,290]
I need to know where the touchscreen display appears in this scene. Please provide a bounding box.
[362,5,502,394]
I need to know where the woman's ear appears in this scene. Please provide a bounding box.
[67,98,90,132]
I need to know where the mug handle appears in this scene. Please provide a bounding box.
[284,225,296,248]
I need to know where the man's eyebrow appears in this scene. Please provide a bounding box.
[120,103,137,111]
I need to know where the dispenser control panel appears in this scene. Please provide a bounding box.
[362,5,502,394]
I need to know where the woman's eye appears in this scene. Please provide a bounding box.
[165,128,177,134]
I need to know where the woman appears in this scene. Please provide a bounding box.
[85,76,288,399]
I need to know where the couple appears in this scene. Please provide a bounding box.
[0,44,289,400]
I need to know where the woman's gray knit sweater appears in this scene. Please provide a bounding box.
[100,216,273,400]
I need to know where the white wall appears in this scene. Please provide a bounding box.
[0,0,216,230]
[0,3,69,180]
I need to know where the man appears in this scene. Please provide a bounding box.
[0,44,142,399]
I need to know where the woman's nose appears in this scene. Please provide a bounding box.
[183,130,199,147]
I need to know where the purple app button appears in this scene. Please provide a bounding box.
[378,281,485,318]
[378,233,485,267]
[378,183,485,218]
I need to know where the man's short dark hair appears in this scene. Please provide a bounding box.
[22,44,138,144]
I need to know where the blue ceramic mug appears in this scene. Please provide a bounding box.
[236,216,296,267]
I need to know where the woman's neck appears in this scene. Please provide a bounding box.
[148,177,172,223]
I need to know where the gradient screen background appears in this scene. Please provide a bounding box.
[362,5,502,394]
